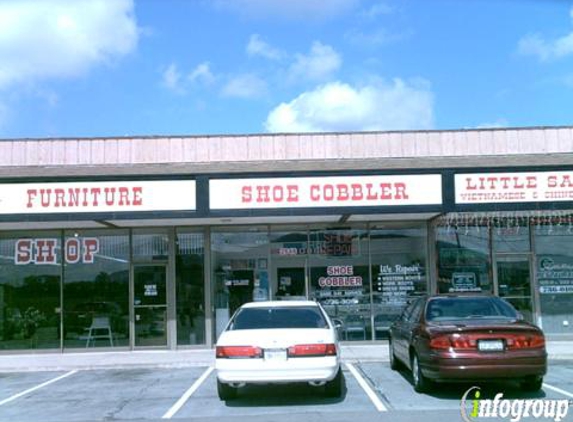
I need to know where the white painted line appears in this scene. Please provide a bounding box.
[543,382,573,399]
[0,370,78,406]
[345,363,388,412]
[162,366,214,419]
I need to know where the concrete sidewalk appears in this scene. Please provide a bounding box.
[0,341,570,373]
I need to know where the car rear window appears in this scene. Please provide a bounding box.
[229,306,329,330]
[426,297,518,321]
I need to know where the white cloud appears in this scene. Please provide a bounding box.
[221,74,267,99]
[265,79,434,133]
[162,63,183,94]
[214,0,359,21]
[188,62,215,85]
[289,42,341,82]
[359,3,393,19]
[0,0,139,89]
[518,8,573,61]
[247,34,284,60]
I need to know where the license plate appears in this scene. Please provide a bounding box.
[264,348,287,361]
[478,340,504,352]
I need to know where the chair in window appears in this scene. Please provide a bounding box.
[86,316,114,348]
[344,314,367,341]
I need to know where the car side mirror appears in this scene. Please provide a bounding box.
[516,312,524,321]
[334,321,343,329]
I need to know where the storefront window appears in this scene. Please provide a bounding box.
[132,230,169,262]
[0,232,61,350]
[63,230,129,349]
[176,230,205,345]
[309,227,371,341]
[436,225,492,294]
[535,225,573,335]
[370,226,427,339]
[212,228,269,340]
[270,227,308,300]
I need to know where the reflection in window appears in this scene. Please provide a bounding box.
[371,227,427,339]
[176,231,205,345]
[436,225,492,294]
[211,229,269,340]
[63,231,129,349]
[535,225,573,335]
[309,228,371,341]
[0,234,61,350]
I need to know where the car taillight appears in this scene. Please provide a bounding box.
[429,335,451,350]
[216,346,263,359]
[287,343,337,357]
[505,334,545,350]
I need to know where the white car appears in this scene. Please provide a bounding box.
[215,300,342,400]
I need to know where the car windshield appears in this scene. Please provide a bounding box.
[426,297,519,322]
[229,306,328,330]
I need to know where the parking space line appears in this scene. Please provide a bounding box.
[543,383,573,399]
[0,370,78,407]
[345,363,388,412]
[162,366,214,419]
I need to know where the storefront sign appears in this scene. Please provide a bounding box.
[455,171,573,204]
[15,237,99,265]
[210,175,442,209]
[376,264,421,304]
[450,272,480,292]
[0,180,196,214]
[318,266,363,288]
[538,256,573,294]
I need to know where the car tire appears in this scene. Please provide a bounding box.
[324,368,343,398]
[217,379,238,401]
[411,353,431,393]
[521,376,543,392]
[389,338,402,370]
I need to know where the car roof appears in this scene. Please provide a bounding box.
[240,300,319,309]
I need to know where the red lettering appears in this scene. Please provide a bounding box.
[26,189,37,208]
[82,238,99,263]
[132,187,143,205]
[40,189,51,207]
[68,188,81,207]
[394,182,409,199]
[256,185,270,202]
[351,184,363,200]
[286,185,299,202]
[241,186,252,203]
[15,240,32,264]
[272,185,284,202]
[65,238,80,264]
[90,188,101,206]
[104,187,115,206]
[337,184,349,201]
[35,239,57,264]
[54,188,66,207]
[310,185,320,201]
[118,187,130,206]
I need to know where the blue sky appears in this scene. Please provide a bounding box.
[0,0,572,139]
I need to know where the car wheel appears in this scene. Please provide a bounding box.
[389,338,401,370]
[217,379,238,401]
[324,368,343,398]
[521,376,543,392]
[411,353,431,393]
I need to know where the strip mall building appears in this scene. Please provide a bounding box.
[1,126,572,352]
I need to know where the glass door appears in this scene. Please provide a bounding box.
[495,255,535,323]
[133,265,167,347]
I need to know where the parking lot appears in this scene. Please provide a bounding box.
[1,360,573,422]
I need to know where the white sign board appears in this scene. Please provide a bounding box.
[0,180,196,214]
[456,171,573,204]
[210,175,442,210]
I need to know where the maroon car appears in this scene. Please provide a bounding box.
[388,294,547,393]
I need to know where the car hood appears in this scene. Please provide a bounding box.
[216,328,336,348]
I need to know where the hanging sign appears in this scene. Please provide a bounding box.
[210,175,442,209]
[456,171,573,204]
[0,180,196,214]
